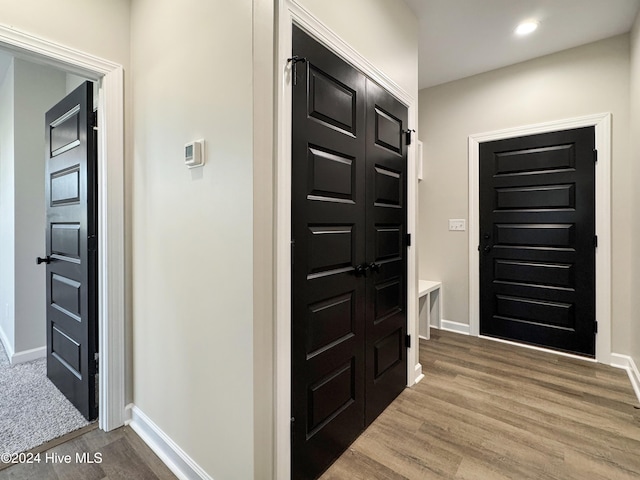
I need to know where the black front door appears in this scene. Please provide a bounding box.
[479,127,596,357]
[43,81,98,420]
[291,26,408,480]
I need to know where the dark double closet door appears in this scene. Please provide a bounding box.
[291,26,409,480]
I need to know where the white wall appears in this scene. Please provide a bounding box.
[418,34,632,354]
[130,0,255,478]
[296,0,419,96]
[0,0,130,70]
[13,59,66,354]
[629,17,640,369]
[0,60,15,355]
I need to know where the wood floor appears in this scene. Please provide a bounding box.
[321,329,640,480]
[1,329,638,479]
[0,426,176,480]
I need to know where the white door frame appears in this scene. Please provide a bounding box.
[468,113,612,364]
[275,1,419,477]
[0,24,126,431]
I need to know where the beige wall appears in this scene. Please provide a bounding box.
[130,0,255,477]
[13,59,66,354]
[418,35,632,354]
[296,0,419,97]
[0,0,130,67]
[0,58,67,359]
[629,17,640,368]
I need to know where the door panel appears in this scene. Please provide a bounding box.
[365,80,407,425]
[291,25,366,480]
[44,81,98,420]
[479,127,595,357]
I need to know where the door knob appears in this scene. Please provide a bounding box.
[369,262,381,273]
[36,256,51,265]
[354,264,369,277]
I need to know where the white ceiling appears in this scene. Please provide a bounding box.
[405,0,640,89]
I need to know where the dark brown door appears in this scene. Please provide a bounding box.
[291,26,407,480]
[42,81,98,420]
[479,127,596,357]
[364,80,407,425]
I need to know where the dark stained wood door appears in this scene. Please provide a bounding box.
[43,81,98,420]
[364,80,408,425]
[291,26,408,480]
[479,127,596,357]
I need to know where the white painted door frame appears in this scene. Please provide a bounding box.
[0,24,126,431]
[468,113,612,364]
[275,1,419,477]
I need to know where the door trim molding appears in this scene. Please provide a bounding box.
[275,2,418,478]
[468,113,612,363]
[0,23,126,431]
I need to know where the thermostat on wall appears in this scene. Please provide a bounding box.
[185,139,205,168]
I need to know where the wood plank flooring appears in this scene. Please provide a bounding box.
[321,329,640,480]
[0,426,177,480]
[1,329,638,479]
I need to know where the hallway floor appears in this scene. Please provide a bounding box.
[2,329,639,479]
[0,426,176,480]
[321,329,640,479]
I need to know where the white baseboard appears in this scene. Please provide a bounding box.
[11,346,46,364]
[124,403,134,425]
[0,328,46,365]
[129,405,213,480]
[414,363,424,385]
[611,353,640,404]
[439,319,470,335]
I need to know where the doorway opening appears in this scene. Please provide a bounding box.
[0,56,101,452]
[0,24,126,436]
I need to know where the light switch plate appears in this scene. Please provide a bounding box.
[449,219,466,231]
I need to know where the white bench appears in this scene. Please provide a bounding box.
[418,280,442,340]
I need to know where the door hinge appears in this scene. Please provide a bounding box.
[88,235,97,252]
[404,129,415,146]
[405,335,411,348]
[406,233,412,247]
[594,321,598,334]
[291,239,295,264]
[593,149,598,163]
[594,235,598,248]
[290,416,295,443]
[94,352,99,371]
[92,110,98,130]
[287,56,307,86]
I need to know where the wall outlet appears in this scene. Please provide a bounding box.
[449,219,466,231]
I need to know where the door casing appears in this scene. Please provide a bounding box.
[469,113,612,364]
[275,2,420,478]
[0,24,126,431]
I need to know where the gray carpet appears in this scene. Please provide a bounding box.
[0,341,90,455]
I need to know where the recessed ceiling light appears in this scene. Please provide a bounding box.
[515,20,539,36]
